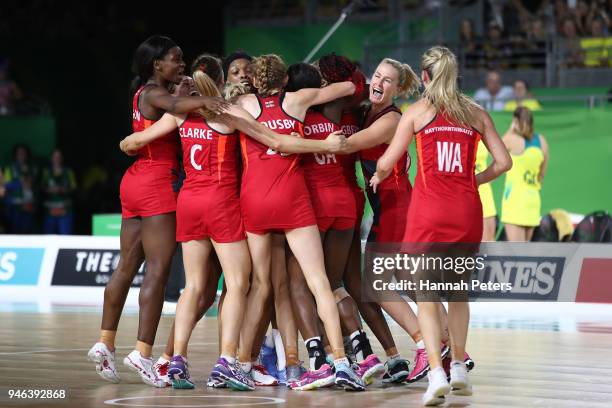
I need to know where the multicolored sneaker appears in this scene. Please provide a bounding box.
[123,350,165,388]
[406,348,429,383]
[286,364,307,386]
[154,357,171,387]
[353,354,385,385]
[259,343,279,379]
[167,355,194,389]
[382,357,410,383]
[334,361,365,391]
[289,364,335,391]
[464,352,475,371]
[251,364,278,386]
[87,342,120,383]
[211,358,255,391]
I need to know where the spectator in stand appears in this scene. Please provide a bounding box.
[585,0,610,35]
[459,18,480,68]
[505,79,542,111]
[519,17,548,68]
[572,0,591,35]
[553,0,573,32]
[474,70,514,111]
[581,17,609,67]
[0,58,23,116]
[41,148,77,235]
[481,21,513,69]
[560,17,586,67]
[2,144,38,234]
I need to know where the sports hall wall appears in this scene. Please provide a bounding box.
[226,24,611,216]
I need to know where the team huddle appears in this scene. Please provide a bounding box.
[87,35,512,406]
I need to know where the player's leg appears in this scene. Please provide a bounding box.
[88,217,143,383]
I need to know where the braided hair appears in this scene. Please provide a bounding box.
[252,54,287,97]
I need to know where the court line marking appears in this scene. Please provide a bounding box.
[0,342,215,356]
[103,395,285,407]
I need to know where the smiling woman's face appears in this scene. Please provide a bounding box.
[226,58,253,87]
[369,62,400,106]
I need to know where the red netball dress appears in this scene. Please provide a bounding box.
[404,111,483,243]
[175,113,245,243]
[360,105,412,243]
[239,93,316,233]
[302,110,356,232]
[339,108,366,228]
[120,85,180,219]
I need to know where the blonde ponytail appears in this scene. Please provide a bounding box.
[192,70,222,119]
[420,46,479,127]
[381,58,420,98]
[223,82,249,102]
[513,106,534,140]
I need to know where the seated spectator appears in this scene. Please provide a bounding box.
[560,18,585,67]
[0,57,23,116]
[3,144,38,234]
[474,70,514,111]
[42,148,77,235]
[505,79,542,111]
[481,21,513,69]
[581,18,608,67]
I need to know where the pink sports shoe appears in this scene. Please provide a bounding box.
[406,348,429,383]
[289,364,335,391]
[353,354,385,385]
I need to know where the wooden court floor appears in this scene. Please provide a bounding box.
[1,310,612,408]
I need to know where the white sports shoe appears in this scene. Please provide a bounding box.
[123,350,165,388]
[251,364,279,386]
[422,367,451,406]
[87,342,120,383]
[154,356,172,387]
[450,361,473,396]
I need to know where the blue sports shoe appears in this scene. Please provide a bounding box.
[334,360,365,391]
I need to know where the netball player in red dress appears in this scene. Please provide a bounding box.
[336,58,433,381]
[281,60,383,390]
[87,36,229,388]
[235,54,364,390]
[371,46,511,405]
[120,55,346,390]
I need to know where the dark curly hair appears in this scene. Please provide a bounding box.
[318,53,356,84]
